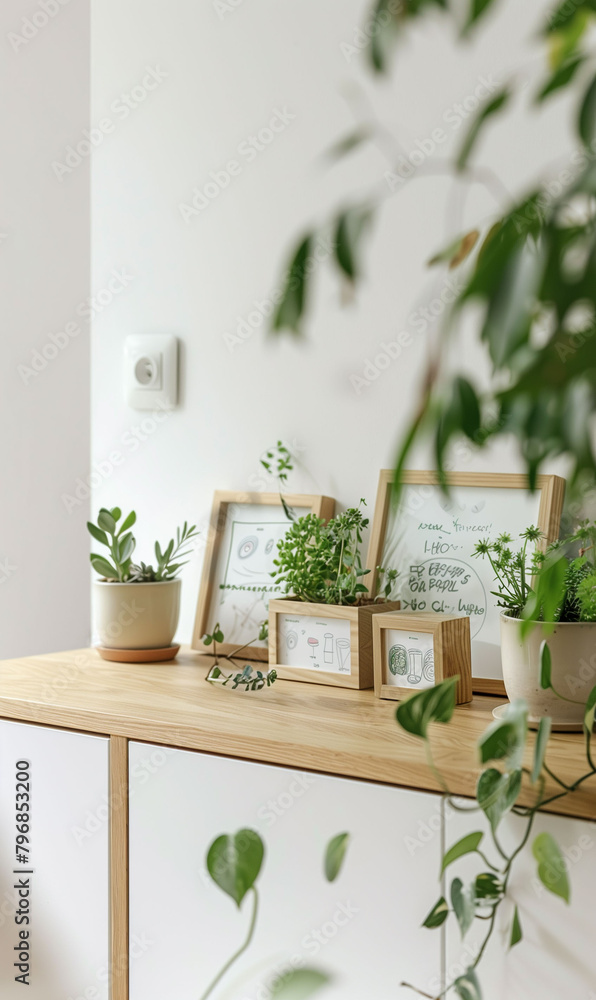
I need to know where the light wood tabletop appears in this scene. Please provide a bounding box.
[0,645,594,821]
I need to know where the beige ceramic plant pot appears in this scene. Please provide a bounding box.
[94,579,181,649]
[500,613,596,727]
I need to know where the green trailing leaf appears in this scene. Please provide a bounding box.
[454,968,482,1000]
[532,832,570,903]
[428,229,480,269]
[272,235,314,336]
[539,641,552,690]
[327,128,370,160]
[324,833,350,882]
[451,878,474,938]
[477,768,522,833]
[441,831,484,874]
[584,684,596,733]
[474,872,502,901]
[579,71,596,147]
[531,716,552,783]
[271,969,331,1000]
[206,829,265,908]
[334,206,373,281]
[422,896,449,928]
[536,55,585,103]
[456,87,510,171]
[478,708,527,769]
[395,676,458,739]
[463,0,497,35]
[510,905,522,948]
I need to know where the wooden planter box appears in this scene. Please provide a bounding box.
[269,597,401,689]
[372,611,472,704]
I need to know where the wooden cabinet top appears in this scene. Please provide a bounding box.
[0,646,594,822]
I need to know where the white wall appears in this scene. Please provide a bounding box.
[0,0,90,657]
[91,0,574,643]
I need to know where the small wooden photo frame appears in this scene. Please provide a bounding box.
[269,597,401,689]
[192,491,335,661]
[366,470,565,696]
[373,612,472,704]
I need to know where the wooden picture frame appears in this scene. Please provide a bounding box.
[269,596,401,689]
[373,611,472,703]
[192,491,335,661]
[366,471,565,696]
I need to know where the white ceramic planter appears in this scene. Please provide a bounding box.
[500,613,596,726]
[94,579,181,649]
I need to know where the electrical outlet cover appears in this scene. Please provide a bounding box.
[124,334,178,410]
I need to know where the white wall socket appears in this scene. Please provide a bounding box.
[124,334,178,410]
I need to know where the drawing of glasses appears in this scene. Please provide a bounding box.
[335,638,350,671]
[307,637,319,659]
[407,648,423,685]
[323,633,334,664]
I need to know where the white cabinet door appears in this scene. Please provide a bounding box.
[444,800,596,998]
[0,720,110,1000]
[129,742,443,1000]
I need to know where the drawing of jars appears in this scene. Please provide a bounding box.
[407,648,423,685]
[388,644,408,676]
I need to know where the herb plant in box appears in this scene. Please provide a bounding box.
[475,522,596,728]
[89,507,198,659]
[268,503,399,688]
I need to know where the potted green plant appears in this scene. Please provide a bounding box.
[88,507,198,655]
[268,503,400,687]
[474,522,596,727]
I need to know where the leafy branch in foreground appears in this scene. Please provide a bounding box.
[200,828,334,1000]
[206,663,278,691]
[269,0,596,496]
[395,676,596,999]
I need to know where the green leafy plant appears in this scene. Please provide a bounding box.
[395,678,596,1000]
[473,520,596,624]
[88,508,198,582]
[272,501,391,605]
[269,0,596,496]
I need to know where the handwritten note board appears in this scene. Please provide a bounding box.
[366,472,565,694]
[192,491,335,661]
